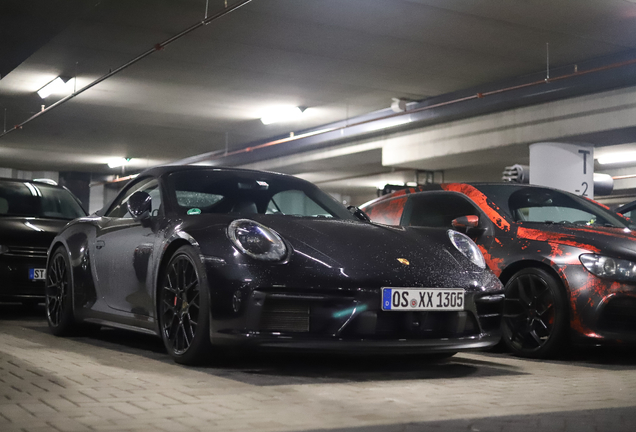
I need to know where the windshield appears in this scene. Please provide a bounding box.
[0,181,86,220]
[474,184,630,229]
[168,170,353,219]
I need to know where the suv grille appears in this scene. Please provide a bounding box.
[5,246,48,259]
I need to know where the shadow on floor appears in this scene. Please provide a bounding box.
[0,302,46,321]
[14,315,523,386]
[5,302,636,385]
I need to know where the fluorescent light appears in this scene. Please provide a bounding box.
[597,152,636,165]
[260,106,304,125]
[37,76,74,99]
[107,158,131,168]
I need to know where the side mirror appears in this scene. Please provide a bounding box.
[347,205,371,222]
[127,191,152,221]
[451,215,480,231]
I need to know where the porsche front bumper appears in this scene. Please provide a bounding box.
[209,285,504,352]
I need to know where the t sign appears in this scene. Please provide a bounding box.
[529,142,595,198]
[578,149,590,175]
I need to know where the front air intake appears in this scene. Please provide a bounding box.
[260,298,310,333]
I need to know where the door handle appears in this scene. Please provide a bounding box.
[96,240,105,250]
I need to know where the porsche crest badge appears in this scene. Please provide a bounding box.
[397,258,410,265]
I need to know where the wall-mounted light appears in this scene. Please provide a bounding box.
[107,157,131,168]
[597,152,636,165]
[37,76,74,99]
[260,106,305,125]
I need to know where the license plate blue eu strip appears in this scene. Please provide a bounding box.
[383,288,393,310]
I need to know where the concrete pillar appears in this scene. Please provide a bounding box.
[89,184,104,214]
[529,142,594,198]
[58,172,91,211]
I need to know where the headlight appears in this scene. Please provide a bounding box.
[580,254,636,282]
[448,230,486,269]
[228,219,287,261]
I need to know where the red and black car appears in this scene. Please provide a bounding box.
[362,183,636,358]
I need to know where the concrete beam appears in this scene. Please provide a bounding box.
[382,85,636,169]
[238,139,383,174]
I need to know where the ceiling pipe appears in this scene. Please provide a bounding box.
[178,51,636,167]
[0,0,254,140]
[613,174,636,180]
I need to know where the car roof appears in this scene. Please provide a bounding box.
[0,177,65,189]
[362,181,576,207]
[136,165,303,182]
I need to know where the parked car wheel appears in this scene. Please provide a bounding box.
[159,245,212,365]
[46,247,76,336]
[502,267,568,358]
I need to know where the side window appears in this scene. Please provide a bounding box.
[403,194,479,228]
[363,197,408,225]
[106,179,162,218]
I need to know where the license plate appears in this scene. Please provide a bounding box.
[29,268,46,280]
[382,288,465,311]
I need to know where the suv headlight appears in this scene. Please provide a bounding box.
[448,230,486,269]
[228,219,287,261]
[580,254,636,282]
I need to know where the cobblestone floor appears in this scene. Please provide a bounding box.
[1,303,635,432]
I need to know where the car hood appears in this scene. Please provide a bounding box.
[0,217,69,247]
[251,216,489,287]
[516,222,636,259]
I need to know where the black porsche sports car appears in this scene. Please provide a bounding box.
[0,178,86,305]
[362,183,636,358]
[46,166,503,364]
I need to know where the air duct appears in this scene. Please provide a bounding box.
[502,164,614,196]
[593,173,614,196]
[502,164,529,184]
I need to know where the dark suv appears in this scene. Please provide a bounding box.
[0,178,86,305]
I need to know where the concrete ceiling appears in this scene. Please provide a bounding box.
[1,0,636,177]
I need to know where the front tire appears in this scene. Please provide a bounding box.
[158,245,212,365]
[46,247,76,336]
[501,267,568,358]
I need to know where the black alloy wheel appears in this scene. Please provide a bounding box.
[502,267,568,358]
[159,245,212,364]
[46,247,76,335]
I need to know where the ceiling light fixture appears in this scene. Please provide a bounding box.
[37,76,74,99]
[260,106,305,125]
[107,157,132,168]
[597,152,636,165]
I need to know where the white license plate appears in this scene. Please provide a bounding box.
[29,268,46,280]
[382,288,465,311]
